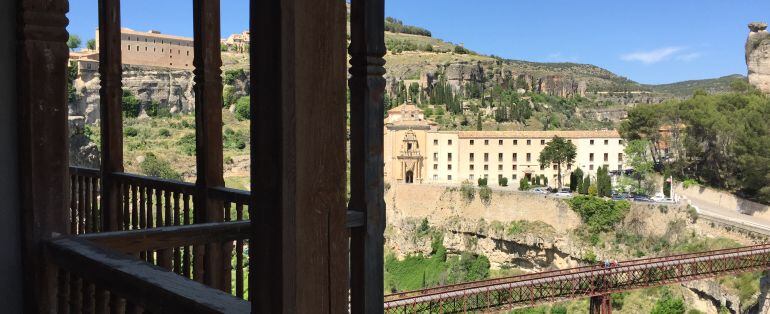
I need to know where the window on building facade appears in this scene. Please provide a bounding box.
[604,153,608,162]
[512,165,517,170]
[433,174,438,180]
[433,139,438,145]
[484,140,489,145]
[448,164,452,170]
[512,153,517,161]
[448,139,452,145]
[512,174,517,180]
[433,153,438,161]
[541,139,545,145]
[526,139,531,145]
[127,44,131,50]
[484,165,488,171]
[470,165,474,170]
[469,153,474,161]
[618,153,623,161]
[553,164,557,170]
[484,174,489,179]
[526,153,531,161]
[498,153,503,162]
[498,174,503,181]
[589,153,594,162]
[469,174,474,180]
[618,164,622,171]
[433,164,437,170]
[540,165,545,170]
[590,139,595,145]
[590,165,594,170]
[567,164,572,170]
[484,153,489,162]
[604,139,609,145]
[448,153,452,161]
[470,140,474,145]
[619,140,624,145]
[499,139,503,145]
[498,165,503,171]
[448,175,452,180]
[513,139,518,145]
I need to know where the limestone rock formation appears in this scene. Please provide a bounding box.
[746,22,770,94]
[68,116,100,168]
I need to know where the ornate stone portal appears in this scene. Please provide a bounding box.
[397,130,424,183]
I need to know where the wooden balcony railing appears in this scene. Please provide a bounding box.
[70,167,101,234]
[49,221,250,313]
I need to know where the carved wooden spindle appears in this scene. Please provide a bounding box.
[348,0,387,312]
[98,0,124,232]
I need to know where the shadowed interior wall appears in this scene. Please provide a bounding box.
[0,0,23,311]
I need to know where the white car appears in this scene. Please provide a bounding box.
[554,189,573,197]
[531,187,549,194]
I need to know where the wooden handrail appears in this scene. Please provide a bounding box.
[70,166,100,177]
[48,237,249,313]
[209,186,251,204]
[112,172,197,193]
[80,221,250,253]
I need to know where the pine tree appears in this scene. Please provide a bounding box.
[476,113,483,131]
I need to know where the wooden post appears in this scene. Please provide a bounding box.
[98,0,124,232]
[192,0,226,291]
[348,0,387,312]
[17,0,71,311]
[250,0,348,312]
[590,294,612,314]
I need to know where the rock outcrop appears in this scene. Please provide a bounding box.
[746,22,770,94]
[682,280,741,314]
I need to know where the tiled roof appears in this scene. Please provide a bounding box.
[457,130,621,139]
[387,103,421,113]
[121,28,193,42]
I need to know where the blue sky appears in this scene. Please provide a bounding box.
[67,0,769,84]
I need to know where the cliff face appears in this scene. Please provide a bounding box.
[747,22,770,94]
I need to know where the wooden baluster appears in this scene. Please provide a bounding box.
[145,187,155,264]
[183,193,192,279]
[126,302,144,314]
[83,281,96,314]
[138,186,147,261]
[70,175,78,234]
[116,182,124,231]
[223,202,233,293]
[158,191,173,270]
[110,294,126,314]
[236,203,244,298]
[155,188,163,229]
[78,175,86,234]
[131,184,139,230]
[92,177,100,232]
[58,270,71,314]
[122,183,130,231]
[84,176,93,233]
[94,286,109,314]
[173,192,182,274]
[70,276,83,313]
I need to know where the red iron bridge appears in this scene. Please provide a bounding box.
[383,244,770,313]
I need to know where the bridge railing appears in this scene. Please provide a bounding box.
[384,244,770,313]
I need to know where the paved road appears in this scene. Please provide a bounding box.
[686,197,770,235]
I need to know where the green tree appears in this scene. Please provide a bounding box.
[596,166,612,197]
[121,89,141,118]
[538,136,577,189]
[570,168,584,192]
[476,113,483,131]
[625,140,654,192]
[499,177,508,187]
[650,289,685,314]
[477,177,488,187]
[67,34,82,51]
[580,176,591,195]
[234,96,250,120]
[519,178,530,191]
[86,38,96,50]
[139,153,182,181]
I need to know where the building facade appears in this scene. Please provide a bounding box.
[70,28,194,71]
[384,104,628,188]
[222,30,251,52]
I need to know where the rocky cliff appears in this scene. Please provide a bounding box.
[747,22,770,94]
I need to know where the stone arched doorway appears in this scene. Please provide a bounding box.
[405,170,414,183]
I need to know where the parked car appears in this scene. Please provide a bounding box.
[632,195,652,202]
[554,188,572,197]
[531,187,549,194]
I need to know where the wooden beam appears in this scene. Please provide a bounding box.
[48,237,249,314]
[80,221,250,253]
[250,0,348,312]
[348,0,387,312]
[192,0,226,291]
[98,0,124,232]
[17,0,71,311]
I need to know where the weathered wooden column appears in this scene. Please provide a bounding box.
[348,0,387,312]
[250,0,348,312]
[192,0,226,291]
[17,0,71,311]
[590,294,612,314]
[98,0,124,232]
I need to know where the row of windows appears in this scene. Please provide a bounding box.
[431,163,623,172]
[124,36,192,47]
[126,45,191,56]
[432,139,624,146]
[431,165,624,182]
[434,152,624,163]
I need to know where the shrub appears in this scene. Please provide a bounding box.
[234,96,250,120]
[422,44,433,52]
[122,89,141,118]
[223,69,246,86]
[139,153,182,181]
[454,45,469,54]
[479,186,492,204]
[223,128,248,150]
[651,289,685,314]
[583,250,597,263]
[569,196,630,233]
[499,177,508,187]
[124,126,139,137]
[224,156,234,165]
[588,184,598,196]
[177,133,196,156]
[551,305,567,314]
[687,205,698,223]
[682,178,699,189]
[519,177,531,191]
[663,181,672,198]
[460,180,475,202]
[223,85,237,108]
[158,128,171,137]
[477,177,488,187]
[144,100,160,117]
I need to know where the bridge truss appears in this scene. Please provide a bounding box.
[384,244,770,313]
